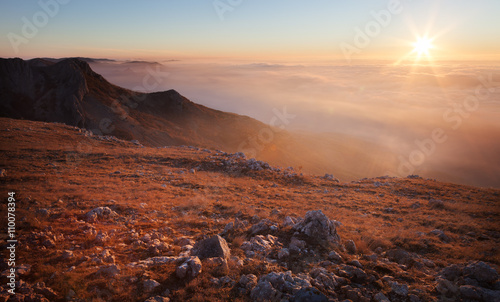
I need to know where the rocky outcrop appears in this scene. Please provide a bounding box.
[191,235,231,260]
[293,210,341,244]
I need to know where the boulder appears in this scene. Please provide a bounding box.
[291,287,328,302]
[239,274,258,292]
[463,261,499,284]
[191,235,231,260]
[293,210,340,244]
[176,256,202,279]
[344,240,357,254]
[143,279,161,292]
[250,281,281,302]
[85,207,118,222]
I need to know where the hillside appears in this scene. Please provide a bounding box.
[1,117,499,301]
[0,57,396,182]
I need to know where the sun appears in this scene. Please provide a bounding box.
[412,37,434,58]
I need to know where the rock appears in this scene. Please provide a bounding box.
[191,235,231,260]
[250,281,281,302]
[33,282,58,300]
[143,279,161,292]
[348,260,363,269]
[374,292,390,302]
[16,264,31,276]
[385,249,412,265]
[219,276,234,286]
[42,239,56,248]
[459,285,482,300]
[176,256,202,279]
[96,264,120,277]
[463,261,499,284]
[436,278,459,296]
[62,250,74,260]
[205,257,229,275]
[292,287,329,302]
[345,240,357,254]
[390,281,409,296]
[293,210,341,244]
[85,207,118,222]
[430,229,451,242]
[95,231,109,244]
[283,216,298,227]
[250,219,276,235]
[440,264,462,281]
[328,251,343,263]
[338,265,369,284]
[101,249,115,263]
[144,296,170,302]
[278,248,290,259]
[239,274,258,292]
[289,237,306,253]
[408,294,421,302]
[241,235,280,255]
[310,268,339,293]
[429,199,445,209]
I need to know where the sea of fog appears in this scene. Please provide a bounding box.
[89,60,500,187]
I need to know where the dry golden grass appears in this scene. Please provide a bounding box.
[1,117,499,301]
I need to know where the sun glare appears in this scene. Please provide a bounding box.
[412,37,434,58]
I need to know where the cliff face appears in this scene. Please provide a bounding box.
[0,57,269,147]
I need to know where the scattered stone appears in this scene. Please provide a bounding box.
[62,250,74,260]
[96,264,120,277]
[463,261,499,284]
[278,248,290,259]
[205,257,229,275]
[430,229,451,242]
[345,240,357,254]
[292,287,329,302]
[250,219,277,235]
[429,199,445,209]
[289,237,306,253]
[293,210,341,244]
[239,274,258,292]
[436,278,459,296]
[250,281,281,302]
[85,207,118,222]
[241,235,280,255]
[328,251,343,263]
[176,257,202,279]
[143,279,161,292]
[283,216,298,227]
[459,285,482,300]
[191,235,231,260]
[374,292,390,302]
[42,239,56,248]
[390,281,409,296]
[385,249,412,265]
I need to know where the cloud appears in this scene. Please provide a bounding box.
[89,59,500,187]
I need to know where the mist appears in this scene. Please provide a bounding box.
[89,59,500,188]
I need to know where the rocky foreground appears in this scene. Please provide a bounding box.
[0,117,499,301]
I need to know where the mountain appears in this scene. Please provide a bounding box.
[0,57,276,148]
[0,57,395,181]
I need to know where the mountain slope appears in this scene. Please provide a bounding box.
[0,117,498,301]
[1,57,397,181]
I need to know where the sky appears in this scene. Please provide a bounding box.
[1,1,499,187]
[1,0,500,61]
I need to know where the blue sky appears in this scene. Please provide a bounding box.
[1,0,499,60]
